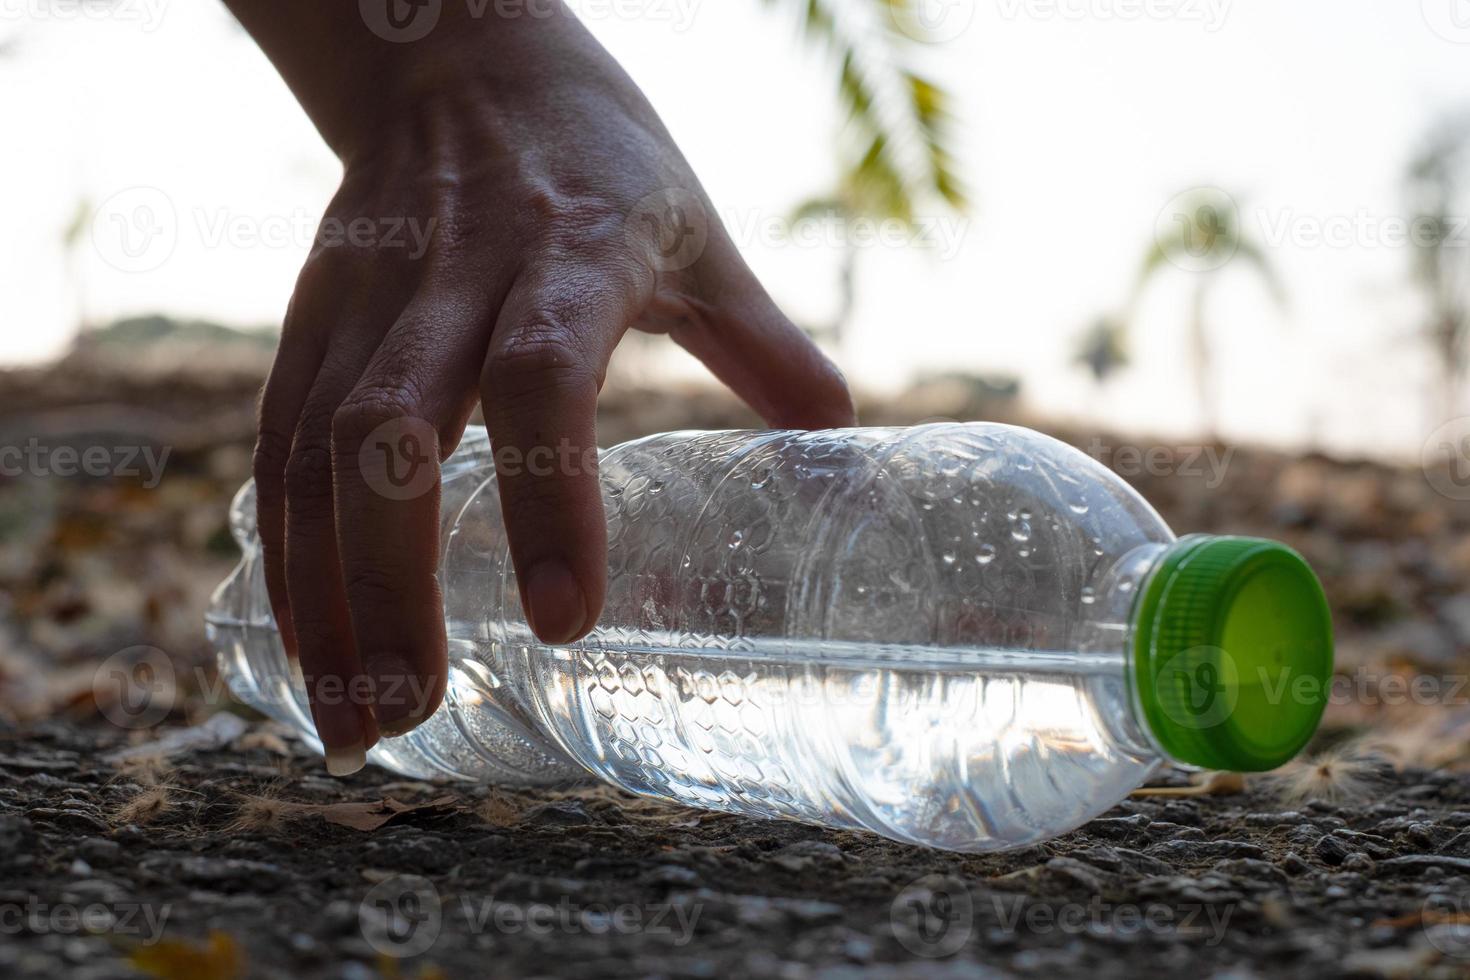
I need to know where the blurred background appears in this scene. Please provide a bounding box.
[1,0,1469,760]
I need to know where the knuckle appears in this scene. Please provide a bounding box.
[290,246,351,305]
[283,444,336,511]
[332,386,422,446]
[483,324,594,400]
[343,565,410,610]
[522,184,572,226]
[253,427,294,484]
[518,185,626,253]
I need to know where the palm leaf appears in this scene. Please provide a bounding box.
[1232,239,1287,309]
[1134,188,1284,308]
[761,0,967,223]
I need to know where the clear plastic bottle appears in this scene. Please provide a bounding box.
[207,423,1333,852]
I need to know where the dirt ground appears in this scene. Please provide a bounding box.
[2,359,1470,978]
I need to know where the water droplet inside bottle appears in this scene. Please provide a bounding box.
[976,544,997,564]
[1069,500,1089,515]
[1080,587,1096,605]
[1011,522,1032,543]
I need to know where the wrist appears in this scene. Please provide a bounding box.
[226,0,592,164]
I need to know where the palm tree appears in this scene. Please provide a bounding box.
[764,0,968,346]
[1405,115,1470,423]
[1128,188,1285,437]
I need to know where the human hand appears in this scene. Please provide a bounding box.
[232,2,856,773]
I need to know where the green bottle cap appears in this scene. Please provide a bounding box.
[1129,535,1333,772]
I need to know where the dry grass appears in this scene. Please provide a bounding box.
[1264,737,1397,804]
[108,764,195,826]
[475,790,534,828]
[115,784,173,825]
[227,794,315,834]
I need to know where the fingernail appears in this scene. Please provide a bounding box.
[367,654,427,737]
[307,674,367,772]
[525,560,588,644]
[325,739,366,777]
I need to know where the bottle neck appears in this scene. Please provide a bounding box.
[1078,541,1177,763]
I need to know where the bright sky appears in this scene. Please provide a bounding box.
[2,0,1468,460]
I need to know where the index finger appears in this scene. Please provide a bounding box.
[331,292,490,737]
